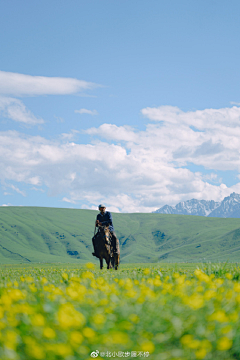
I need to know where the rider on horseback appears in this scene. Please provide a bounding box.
[92,204,119,256]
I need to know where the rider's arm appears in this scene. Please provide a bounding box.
[96,214,101,226]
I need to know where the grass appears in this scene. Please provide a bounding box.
[1,207,240,264]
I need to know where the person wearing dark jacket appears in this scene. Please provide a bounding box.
[92,204,119,256]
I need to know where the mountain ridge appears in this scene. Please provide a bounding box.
[153,192,240,218]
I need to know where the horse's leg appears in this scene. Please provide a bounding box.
[111,256,115,269]
[107,256,110,269]
[114,254,120,270]
[106,253,111,269]
[100,257,103,270]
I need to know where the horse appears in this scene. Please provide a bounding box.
[92,225,120,270]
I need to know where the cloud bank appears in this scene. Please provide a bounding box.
[1,104,240,212]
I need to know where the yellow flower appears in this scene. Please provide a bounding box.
[126,289,138,298]
[99,298,108,306]
[57,303,85,329]
[5,330,18,350]
[43,327,56,338]
[194,269,210,283]
[105,331,129,345]
[176,275,185,285]
[119,321,133,330]
[195,348,207,359]
[129,314,140,323]
[153,278,162,286]
[8,289,25,301]
[82,271,94,279]
[97,277,105,285]
[204,290,216,300]
[188,339,201,349]
[201,339,212,351]
[234,283,240,292]
[66,284,87,300]
[217,337,233,351]
[25,338,45,359]
[41,277,48,285]
[209,310,228,323]
[119,279,125,286]
[29,283,37,292]
[143,268,150,275]
[141,341,155,353]
[70,331,84,345]
[184,294,204,310]
[31,314,45,327]
[86,262,95,269]
[93,313,106,325]
[56,344,73,357]
[221,325,232,335]
[215,278,224,286]
[62,272,68,281]
[181,335,200,349]
[173,272,180,278]
[83,327,96,338]
[181,334,193,345]
[124,278,133,289]
[229,311,239,322]
[147,278,154,285]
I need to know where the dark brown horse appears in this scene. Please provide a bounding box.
[92,225,120,270]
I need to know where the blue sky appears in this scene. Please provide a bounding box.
[1,0,240,212]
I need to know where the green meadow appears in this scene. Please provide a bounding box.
[1,206,240,264]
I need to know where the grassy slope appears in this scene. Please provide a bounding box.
[0,207,240,264]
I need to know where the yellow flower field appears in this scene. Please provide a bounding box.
[0,263,240,360]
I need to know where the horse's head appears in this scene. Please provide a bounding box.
[98,225,111,244]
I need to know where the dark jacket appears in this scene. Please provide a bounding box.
[97,211,114,232]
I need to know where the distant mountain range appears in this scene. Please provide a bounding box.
[153,192,240,218]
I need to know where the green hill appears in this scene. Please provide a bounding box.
[1,207,240,264]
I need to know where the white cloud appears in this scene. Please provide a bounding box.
[28,176,41,185]
[1,104,240,212]
[0,70,99,97]
[9,184,26,197]
[62,197,76,204]
[0,97,44,125]
[85,124,136,142]
[60,130,80,140]
[230,101,240,106]
[75,109,98,115]
[141,105,240,130]
[31,187,45,193]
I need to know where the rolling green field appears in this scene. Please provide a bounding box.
[0,262,240,360]
[1,206,240,264]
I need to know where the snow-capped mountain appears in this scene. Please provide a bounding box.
[209,193,240,218]
[153,192,240,218]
